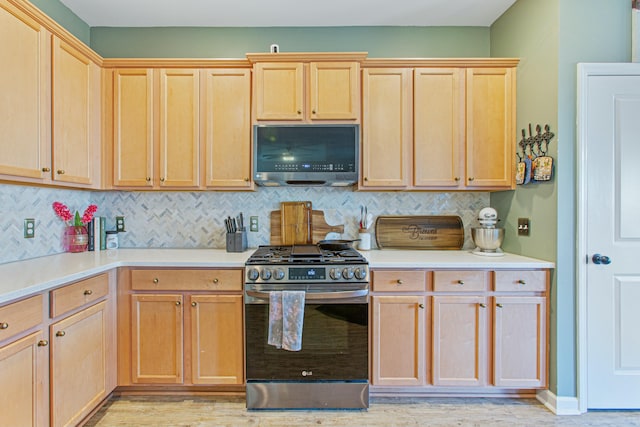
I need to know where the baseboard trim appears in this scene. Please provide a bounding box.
[536,389,583,415]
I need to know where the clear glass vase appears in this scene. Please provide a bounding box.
[64,225,88,253]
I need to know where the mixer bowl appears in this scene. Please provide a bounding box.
[471,228,505,252]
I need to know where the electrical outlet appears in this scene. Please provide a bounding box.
[24,218,35,238]
[116,216,126,232]
[250,216,259,232]
[518,218,530,236]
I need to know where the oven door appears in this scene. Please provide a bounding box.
[244,290,368,382]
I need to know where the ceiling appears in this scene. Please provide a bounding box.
[59,0,518,28]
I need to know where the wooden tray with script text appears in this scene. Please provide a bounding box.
[375,216,464,249]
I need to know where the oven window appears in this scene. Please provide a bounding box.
[245,303,368,381]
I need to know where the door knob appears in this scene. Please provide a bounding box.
[592,254,611,265]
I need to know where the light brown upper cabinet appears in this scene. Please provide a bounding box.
[203,68,252,189]
[361,60,517,191]
[112,68,200,189]
[249,53,365,122]
[0,0,50,182]
[51,36,101,187]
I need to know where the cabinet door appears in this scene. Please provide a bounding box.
[0,0,50,180]
[310,62,359,120]
[50,301,108,427]
[189,294,244,385]
[371,295,427,386]
[131,294,183,384]
[413,68,464,187]
[432,295,488,387]
[254,62,304,120]
[465,68,515,189]
[51,36,99,186]
[112,68,154,187]
[203,69,252,188]
[361,68,412,188]
[158,69,200,188]
[493,296,547,388]
[0,332,48,427]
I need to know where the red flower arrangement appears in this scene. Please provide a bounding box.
[53,202,98,226]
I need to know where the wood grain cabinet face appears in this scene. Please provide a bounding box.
[0,331,47,427]
[50,301,109,427]
[0,0,50,181]
[203,68,252,188]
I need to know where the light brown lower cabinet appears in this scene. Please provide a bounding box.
[370,268,548,393]
[0,331,48,427]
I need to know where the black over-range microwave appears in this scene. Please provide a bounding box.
[253,124,359,187]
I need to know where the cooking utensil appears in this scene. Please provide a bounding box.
[533,124,554,181]
[280,201,312,245]
[516,130,527,185]
[270,210,344,245]
[523,127,533,184]
[317,239,360,251]
[375,216,464,249]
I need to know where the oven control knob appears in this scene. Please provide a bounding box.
[273,269,285,280]
[354,267,367,280]
[342,268,355,280]
[260,269,272,281]
[329,268,341,280]
[247,268,259,281]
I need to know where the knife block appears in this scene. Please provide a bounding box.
[226,230,247,252]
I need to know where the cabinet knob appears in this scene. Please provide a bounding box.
[312,110,317,114]
[454,177,460,182]
[153,278,159,284]
[41,167,51,172]
[396,279,403,285]
[297,110,302,114]
[38,340,49,347]
[191,301,197,307]
[496,303,504,308]
[84,289,93,295]
[244,177,249,182]
[468,177,475,181]
[479,303,486,308]
[457,280,464,285]
[364,177,368,181]
[0,322,8,330]
[146,177,151,182]
[213,278,219,284]
[418,303,425,309]
[56,169,65,175]
[160,177,165,182]
[56,330,66,337]
[517,279,526,285]
[175,301,181,306]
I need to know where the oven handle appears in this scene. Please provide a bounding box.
[245,289,368,302]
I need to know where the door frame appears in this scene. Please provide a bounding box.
[576,62,640,413]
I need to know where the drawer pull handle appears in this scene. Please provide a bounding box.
[457,280,464,285]
[396,279,403,285]
[518,280,526,285]
[496,303,504,308]
[175,301,181,306]
[418,303,425,309]
[56,331,66,337]
[191,302,197,307]
[42,167,51,172]
[0,322,8,330]
[38,340,49,347]
[84,289,93,295]
[57,169,65,175]
[479,303,486,308]
[213,278,219,284]
[153,278,159,284]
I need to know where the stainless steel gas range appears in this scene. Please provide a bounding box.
[244,245,370,410]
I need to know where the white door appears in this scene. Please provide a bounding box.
[578,64,640,410]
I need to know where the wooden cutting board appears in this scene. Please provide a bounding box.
[271,209,345,245]
[280,201,312,245]
[375,215,464,249]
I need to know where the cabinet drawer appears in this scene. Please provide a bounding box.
[372,270,427,292]
[494,270,547,292]
[131,269,242,292]
[0,294,43,343]
[50,273,109,318]
[433,270,487,292]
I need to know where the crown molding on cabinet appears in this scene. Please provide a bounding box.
[101,58,252,68]
[363,58,520,68]
[246,52,369,63]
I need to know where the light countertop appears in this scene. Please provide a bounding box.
[0,248,553,305]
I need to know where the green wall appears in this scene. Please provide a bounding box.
[491,0,631,398]
[30,0,90,44]
[90,26,490,58]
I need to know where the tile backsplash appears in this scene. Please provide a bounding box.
[1,183,489,265]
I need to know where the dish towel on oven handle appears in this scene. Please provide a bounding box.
[267,291,305,351]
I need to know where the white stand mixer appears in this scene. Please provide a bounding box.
[471,207,505,257]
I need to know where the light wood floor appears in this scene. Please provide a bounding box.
[84,395,640,426]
